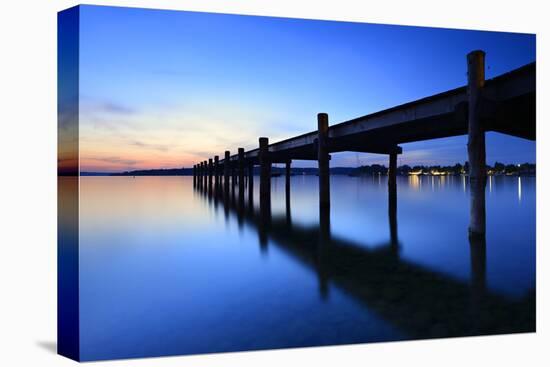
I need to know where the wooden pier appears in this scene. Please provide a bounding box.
[193,51,535,237]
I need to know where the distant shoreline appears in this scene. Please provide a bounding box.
[80,162,535,177]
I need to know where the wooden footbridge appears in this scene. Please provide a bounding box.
[192,51,535,237]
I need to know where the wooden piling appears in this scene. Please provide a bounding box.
[214,155,219,189]
[224,151,230,196]
[259,137,271,206]
[317,113,330,209]
[208,158,213,192]
[198,162,204,188]
[258,145,271,253]
[203,160,208,190]
[388,153,398,251]
[238,148,245,197]
[467,50,487,237]
[388,152,397,223]
[193,164,196,187]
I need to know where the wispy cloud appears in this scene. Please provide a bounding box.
[99,102,135,115]
[130,140,170,152]
[87,156,141,166]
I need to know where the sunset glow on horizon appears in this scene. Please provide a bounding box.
[71,5,535,172]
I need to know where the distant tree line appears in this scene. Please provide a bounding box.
[350,162,535,176]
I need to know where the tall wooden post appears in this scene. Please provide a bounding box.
[317,113,330,210]
[388,151,397,218]
[205,161,209,190]
[259,137,271,206]
[388,152,398,253]
[258,137,271,254]
[208,158,213,192]
[224,151,230,196]
[198,162,204,188]
[193,164,196,187]
[467,50,486,237]
[214,155,219,190]
[238,148,245,198]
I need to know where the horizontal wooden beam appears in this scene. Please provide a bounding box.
[215,62,534,167]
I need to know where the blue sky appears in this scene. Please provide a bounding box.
[77,5,536,172]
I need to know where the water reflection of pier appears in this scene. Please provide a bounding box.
[193,179,534,340]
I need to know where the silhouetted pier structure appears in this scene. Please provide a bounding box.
[193,51,535,238]
[193,177,534,339]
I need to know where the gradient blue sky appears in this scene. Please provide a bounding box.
[78,5,536,172]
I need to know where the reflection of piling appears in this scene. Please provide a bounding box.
[317,113,330,210]
[469,235,487,294]
[318,205,331,299]
[248,162,254,209]
[467,50,487,237]
[237,189,245,231]
[231,164,236,199]
[258,195,271,253]
[389,202,398,252]
[469,234,487,333]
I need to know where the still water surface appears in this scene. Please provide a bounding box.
[78,175,535,361]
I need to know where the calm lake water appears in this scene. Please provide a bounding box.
[74,175,535,361]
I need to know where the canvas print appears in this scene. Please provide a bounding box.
[58,5,536,362]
